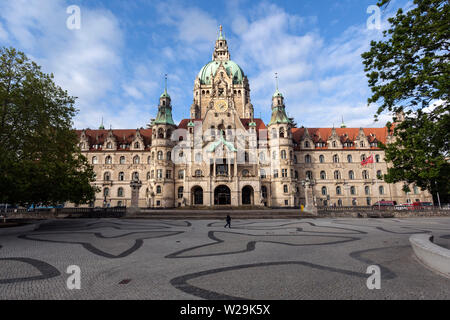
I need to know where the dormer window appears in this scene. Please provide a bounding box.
[134,142,140,149]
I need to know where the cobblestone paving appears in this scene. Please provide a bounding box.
[0,217,449,299]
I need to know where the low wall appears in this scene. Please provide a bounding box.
[410,234,450,278]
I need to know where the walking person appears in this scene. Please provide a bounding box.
[224,215,231,228]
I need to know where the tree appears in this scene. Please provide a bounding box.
[362,0,449,202]
[0,47,98,207]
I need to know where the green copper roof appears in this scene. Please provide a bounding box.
[198,60,244,85]
[160,89,170,98]
[154,105,175,126]
[273,89,283,98]
[268,107,292,126]
[208,134,237,152]
[249,121,256,127]
[187,121,195,127]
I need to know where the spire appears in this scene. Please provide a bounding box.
[99,117,105,130]
[218,25,225,40]
[160,74,170,98]
[213,25,230,61]
[340,116,347,128]
[272,73,283,98]
[155,75,175,126]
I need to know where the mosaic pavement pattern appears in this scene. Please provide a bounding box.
[0,217,449,299]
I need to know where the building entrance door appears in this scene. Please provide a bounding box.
[214,185,231,205]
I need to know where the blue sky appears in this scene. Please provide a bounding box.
[0,0,412,129]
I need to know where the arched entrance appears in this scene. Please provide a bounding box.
[242,186,254,205]
[214,185,231,205]
[191,186,203,205]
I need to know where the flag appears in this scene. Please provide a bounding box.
[361,154,374,166]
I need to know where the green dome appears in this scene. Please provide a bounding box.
[273,89,283,98]
[198,60,244,85]
[160,89,170,98]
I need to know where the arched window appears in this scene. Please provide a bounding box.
[178,186,184,199]
[320,171,326,180]
[332,141,337,148]
[361,154,366,161]
[118,172,124,181]
[117,188,124,197]
[105,156,112,164]
[157,151,163,160]
[362,170,369,179]
[283,185,288,193]
[306,171,313,180]
[103,188,109,197]
[349,170,355,180]
[167,151,171,161]
[333,154,339,163]
[334,170,341,180]
[242,169,249,177]
[272,151,277,160]
[365,186,370,195]
[319,155,325,163]
[321,187,327,195]
[294,155,298,164]
[104,172,110,181]
[413,186,419,194]
[133,156,140,164]
[304,141,310,148]
[375,155,380,163]
[350,186,356,195]
[305,154,311,163]
[132,172,139,180]
[244,152,249,162]
[158,128,164,139]
[106,142,112,149]
[147,156,151,164]
[146,172,150,180]
[259,152,266,162]
[347,155,352,163]
[134,142,140,149]
[281,150,287,159]
[336,186,342,195]
[379,186,384,195]
[156,185,162,194]
[377,170,382,178]
[92,156,98,164]
[120,156,126,164]
[279,127,285,138]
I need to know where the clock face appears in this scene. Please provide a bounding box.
[214,100,228,112]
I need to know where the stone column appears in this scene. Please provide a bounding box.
[128,178,142,215]
[303,180,318,215]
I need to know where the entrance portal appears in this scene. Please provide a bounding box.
[214,185,231,205]
[192,186,203,205]
[242,186,254,205]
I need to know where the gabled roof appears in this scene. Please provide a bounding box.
[76,129,152,151]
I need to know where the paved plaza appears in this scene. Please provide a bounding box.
[0,217,450,299]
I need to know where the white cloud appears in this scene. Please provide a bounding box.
[0,0,124,129]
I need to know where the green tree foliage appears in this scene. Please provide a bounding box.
[0,47,98,206]
[362,0,449,200]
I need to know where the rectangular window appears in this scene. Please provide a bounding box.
[166,170,172,179]
[273,169,279,178]
[282,169,288,178]
[157,169,163,179]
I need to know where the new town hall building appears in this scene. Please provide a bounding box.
[76,27,432,208]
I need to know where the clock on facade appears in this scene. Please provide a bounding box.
[214,99,228,112]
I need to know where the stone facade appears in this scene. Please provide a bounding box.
[74,27,432,209]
